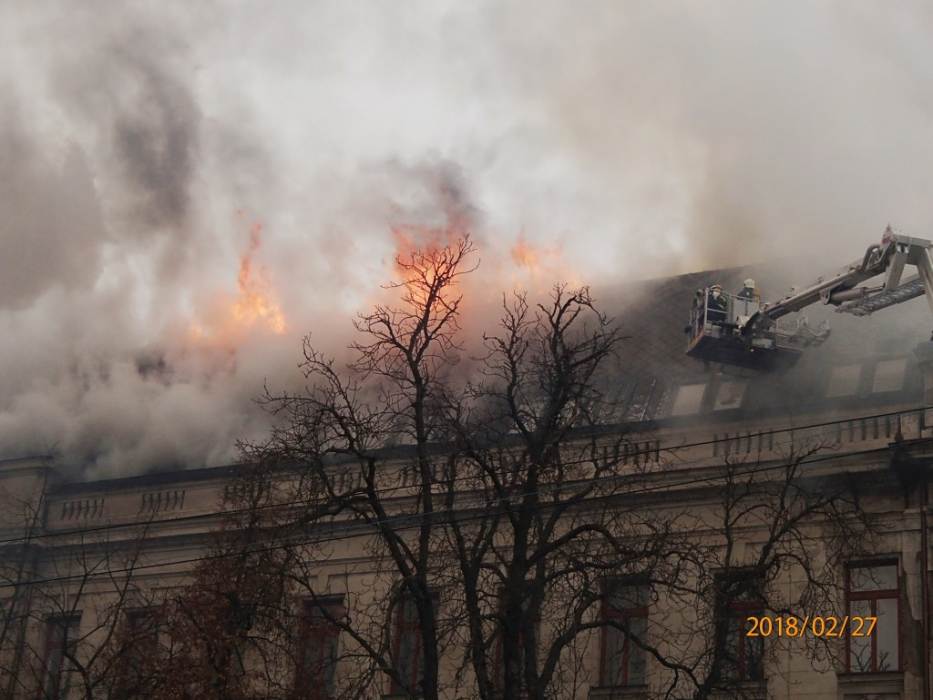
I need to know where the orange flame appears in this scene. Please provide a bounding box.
[232,223,286,334]
[509,234,564,275]
[184,218,287,349]
[511,237,540,270]
[379,220,583,330]
[391,221,466,265]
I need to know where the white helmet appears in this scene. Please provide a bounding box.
[744,278,756,288]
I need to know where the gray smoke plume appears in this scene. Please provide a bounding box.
[1,1,932,477]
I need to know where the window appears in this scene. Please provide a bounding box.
[847,563,899,673]
[715,573,764,683]
[124,608,159,659]
[826,364,861,398]
[600,580,648,688]
[42,614,81,700]
[872,359,907,393]
[113,608,160,698]
[670,383,706,416]
[491,591,538,694]
[294,597,344,700]
[623,380,657,422]
[713,381,747,410]
[390,591,437,696]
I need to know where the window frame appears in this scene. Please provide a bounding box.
[124,607,160,656]
[389,590,438,696]
[724,596,764,683]
[845,561,901,673]
[490,589,539,695]
[112,606,160,697]
[825,363,862,398]
[714,572,764,684]
[871,358,908,394]
[670,383,707,417]
[41,613,82,700]
[599,578,649,689]
[712,380,747,411]
[294,596,345,700]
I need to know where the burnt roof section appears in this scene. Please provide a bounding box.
[38,263,933,488]
[596,262,929,423]
[49,463,245,496]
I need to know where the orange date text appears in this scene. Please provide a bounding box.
[745,615,877,639]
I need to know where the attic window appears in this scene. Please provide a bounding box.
[872,358,907,393]
[670,383,705,416]
[713,381,746,410]
[826,364,861,398]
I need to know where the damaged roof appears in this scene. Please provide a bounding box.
[597,264,930,425]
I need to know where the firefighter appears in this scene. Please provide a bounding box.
[707,284,728,324]
[737,278,759,301]
[687,289,705,336]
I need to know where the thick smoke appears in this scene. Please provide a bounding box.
[2,2,933,477]
[0,115,106,309]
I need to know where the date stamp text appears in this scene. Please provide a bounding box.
[745,615,877,639]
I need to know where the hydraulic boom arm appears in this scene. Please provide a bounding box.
[685,227,933,370]
[743,228,933,338]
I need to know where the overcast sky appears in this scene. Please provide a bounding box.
[3,1,933,477]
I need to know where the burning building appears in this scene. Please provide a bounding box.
[1,256,932,700]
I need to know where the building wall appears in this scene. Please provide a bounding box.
[2,362,932,699]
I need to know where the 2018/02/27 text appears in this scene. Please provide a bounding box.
[745,615,877,639]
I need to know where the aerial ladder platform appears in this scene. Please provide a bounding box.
[686,227,933,370]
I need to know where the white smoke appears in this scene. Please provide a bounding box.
[1,1,932,477]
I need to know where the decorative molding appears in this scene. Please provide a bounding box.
[60,497,105,521]
[139,489,186,514]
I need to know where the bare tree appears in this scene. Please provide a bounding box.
[252,235,478,700]
[437,287,694,700]
[249,248,697,699]
[0,520,166,700]
[146,460,301,700]
[225,235,878,700]
[0,487,48,700]
[624,437,877,700]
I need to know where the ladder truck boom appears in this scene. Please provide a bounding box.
[686,228,933,370]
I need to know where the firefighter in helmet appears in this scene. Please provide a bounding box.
[706,284,728,324]
[737,278,759,301]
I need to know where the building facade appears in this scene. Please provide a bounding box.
[2,268,933,700]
